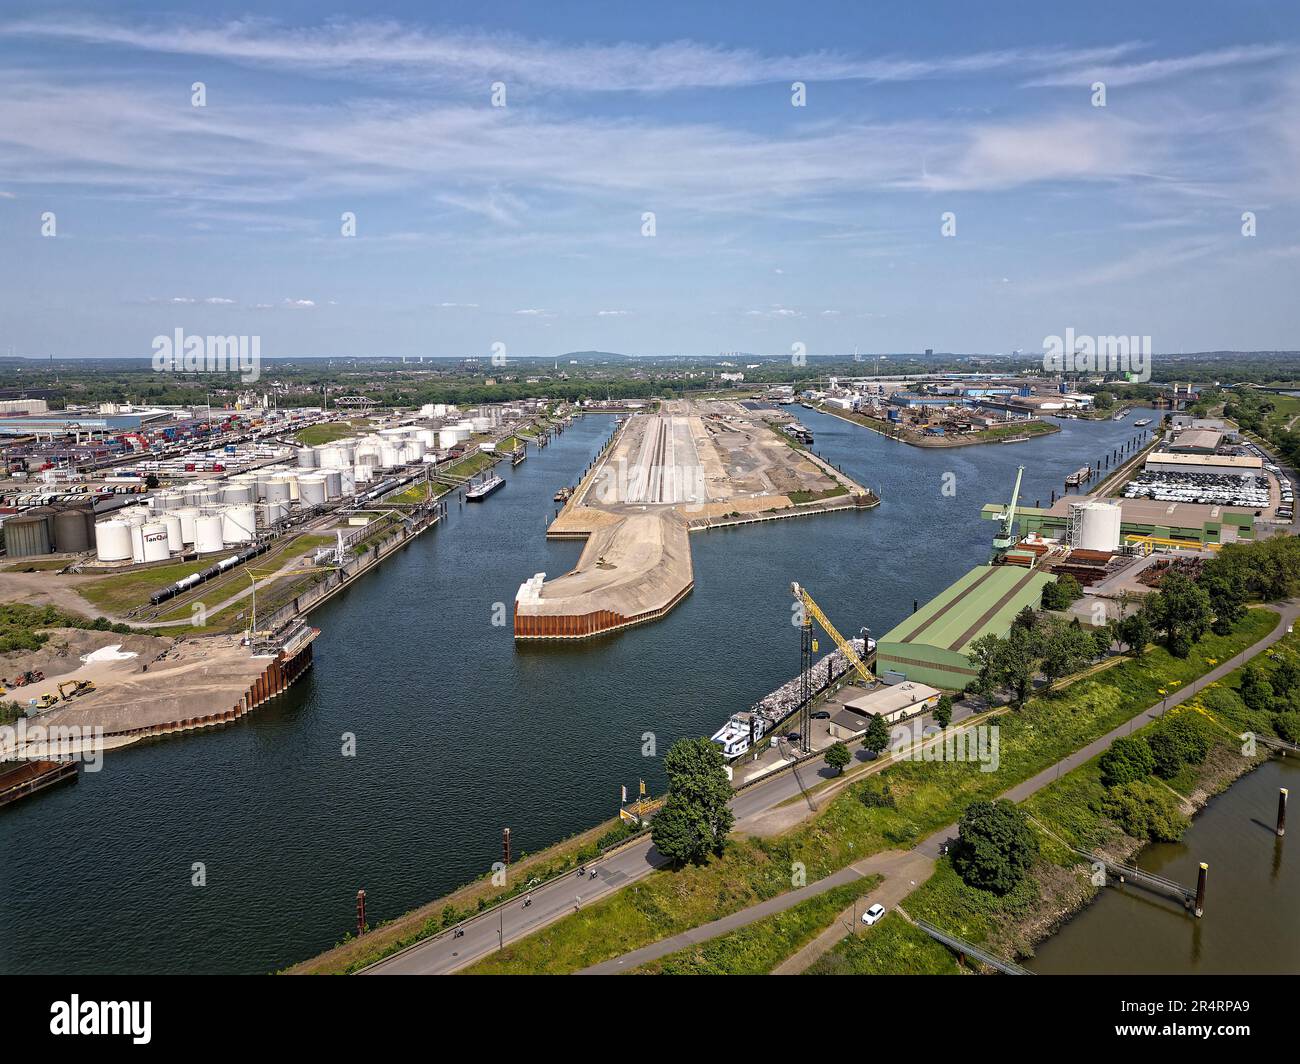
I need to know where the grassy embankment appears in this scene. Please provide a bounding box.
[811,617,1293,975]
[294,421,371,446]
[629,875,883,975]
[463,608,1278,975]
[0,602,155,654]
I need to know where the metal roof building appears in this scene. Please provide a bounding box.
[875,564,1053,691]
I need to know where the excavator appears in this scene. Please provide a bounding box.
[57,679,96,701]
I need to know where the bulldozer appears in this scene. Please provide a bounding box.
[58,680,96,701]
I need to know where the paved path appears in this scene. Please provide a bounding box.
[590,602,1298,976]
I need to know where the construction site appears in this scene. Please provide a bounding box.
[513,399,878,641]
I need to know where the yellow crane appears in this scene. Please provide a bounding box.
[791,582,874,686]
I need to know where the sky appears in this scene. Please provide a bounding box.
[1,0,1298,360]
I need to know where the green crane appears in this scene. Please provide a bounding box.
[991,465,1025,558]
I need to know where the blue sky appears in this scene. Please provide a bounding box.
[1,1,1298,359]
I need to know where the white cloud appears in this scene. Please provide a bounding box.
[596,309,629,316]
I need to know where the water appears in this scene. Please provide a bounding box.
[1029,758,1300,974]
[0,408,1159,974]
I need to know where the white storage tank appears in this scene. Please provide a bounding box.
[261,499,289,526]
[130,523,146,563]
[299,475,327,506]
[141,522,170,562]
[95,519,133,562]
[162,513,184,552]
[265,476,293,503]
[1071,501,1123,552]
[322,470,343,498]
[339,467,356,495]
[220,483,253,505]
[438,428,459,450]
[297,447,318,469]
[222,504,257,544]
[380,444,401,468]
[194,515,225,554]
[174,507,200,545]
[354,463,373,484]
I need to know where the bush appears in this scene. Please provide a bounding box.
[1099,736,1156,788]
[860,781,896,809]
[950,799,1039,896]
[1146,713,1212,779]
[1200,686,1246,718]
[1274,711,1300,745]
[1103,780,1189,842]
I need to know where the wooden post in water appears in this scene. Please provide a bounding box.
[1278,788,1288,838]
[503,827,512,865]
[1194,863,1208,918]
[356,889,367,936]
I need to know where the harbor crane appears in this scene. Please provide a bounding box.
[991,465,1025,559]
[790,581,875,755]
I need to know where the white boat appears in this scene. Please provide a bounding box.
[710,712,768,760]
[465,474,504,501]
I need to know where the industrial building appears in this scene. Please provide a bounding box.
[1143,451,1263,479]
[987,496,1257,546]
[874,564,1054,691]
[1167,429,1223,454]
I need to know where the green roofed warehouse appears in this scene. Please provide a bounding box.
[874,564,1053,691]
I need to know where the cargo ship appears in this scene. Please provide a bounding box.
[465,473,505,501]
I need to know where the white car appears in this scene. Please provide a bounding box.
[861,903,887,926]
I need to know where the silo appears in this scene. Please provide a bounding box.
[162,513,184,552]
[194,515,225,554]
[221,504,257,544]
[299,475,327,506]
[94,520,133,562]
[53,509,91,554]
[141,522,170,562]
[3,512,52,557]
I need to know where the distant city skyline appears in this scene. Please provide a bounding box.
[1,1,1298,358]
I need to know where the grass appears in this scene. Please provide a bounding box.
[460,609,1278,974]
[806,912,964,975]
[629,875,882,975]
[80,559,213,615]
[294,421,368,446]
[788,484,850,505]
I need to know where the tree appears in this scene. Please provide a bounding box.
[950,800,1039,895]
[1240,664,1276,714]
[1146,713,1211,780]
[1117,609,1154,658]
[1099,735,1157,787]
[1103,781,1189,842]
[1147,573,1212,657]
[933,694,953,729]
[1041,574,1083,611]
[967,632,1004,699]
[1199,566,1248,636]
[651,737,735,865]
[1091,623,1115,660]
[863,713,891,755]
[1040,620,1096,687]
[998,631,1038,706]
[1274,711,1300,744]
[824,741,851,775]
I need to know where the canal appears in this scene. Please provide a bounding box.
[1,406,1165,974]
[1029,757,1300,974]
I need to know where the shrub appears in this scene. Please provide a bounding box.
[1273,711,1300,745]
[1099,736,1156,788]
[950,799,1038,896]
[1103,780,1189,842]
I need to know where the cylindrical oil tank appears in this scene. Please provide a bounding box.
[194,515,225,554]
[141,522,170,562]
[299,475,327,506]
[174,506,200,545]
[198,487,220,507]
[53,508,90,553]
[354,463,373,484]
[261,499,289,526]
[220,483,253,505]
[322,470,342,498]
[94,519,133,562]
[130,523,146,563]
[182,485,203,506]
[4,512,53,557]
[221,504,257,544]
[162,513,184,552]
[297,447,318,469]
[380,444,401,468]
[338,467,356,495]
[472,416,491,433]
[1072,501,1123,552]
[265,476,292,504]
[438,428,459,450]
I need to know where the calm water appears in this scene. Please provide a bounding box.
[1,407,1160,974]
[1030,758,1300,974]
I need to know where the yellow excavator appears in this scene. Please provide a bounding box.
[57,679,96,701]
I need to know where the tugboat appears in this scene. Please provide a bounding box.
[465,473,505,501]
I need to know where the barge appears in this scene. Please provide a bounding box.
[465,474,505,501]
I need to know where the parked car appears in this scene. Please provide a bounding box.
[862,903,887,926]
[811,710,831,720]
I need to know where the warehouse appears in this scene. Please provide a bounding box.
[988,496,1257,545]
[875,564,1054,691]
[1167,429,1223,454]
[1144,451,1262,479]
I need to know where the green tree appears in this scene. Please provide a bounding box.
[1240,664,1276,713]
[1040,620,1096,687]
[1146,713,1211,779]
[951,799,1039,895]
[1117,608,1154,657]
[863,713,891,755]
[1199,566,1248,636]
[651,737,735,865]
[1273,711,1300,744]
[1103,780,1190,842]
[1099,735,1157,787]
[933,694,953,729]
[824,741,851,775]
[1041,574,1083,611]
[1147,572,1212,658]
